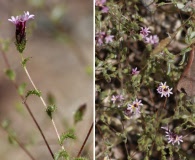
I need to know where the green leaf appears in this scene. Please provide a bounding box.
[5,69,16,81]
[74,103,87,124]
[54,149,69,160]
[46,93,56,105]
[26,90,41,98]
[18,83,27,96]
[22,57,31,67]
[46,104,56,119]
[1,119,10,130]
[59,129,76,145]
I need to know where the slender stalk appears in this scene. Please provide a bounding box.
[77,122,93,157]
[20,54,64,150]
[1,126,36,160]
[1,50,54,159]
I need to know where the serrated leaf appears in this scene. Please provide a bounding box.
[46,104,56,119]
[74,103,87,124]
[26,90,41,98]
[59,129,76,145]
[22,57,31,67]
[5,69,16,81]
[18,83,27,96]
[54,149,69,160]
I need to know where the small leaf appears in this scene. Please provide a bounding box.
[1,119,10,130]
[59,129,76,145]
[22,57,31,67]
[46,93,56,105]
[26,90,41,98]
[18,83,27,96]
[46,104,56,119]
[54,149,69,160]
[5,69,16,81]
[74,103,87,124]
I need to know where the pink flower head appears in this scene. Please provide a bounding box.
[8,11,34,53]
[145,35,159,45]
[157,82,173,97]
[131,67,140,75]
[140,26,151,38]
[127,99,143,115]
[161,126,183,145]
[111,94,124,107]
[95,0,106,7]
[101,6,109,13]
[105,35,114,43]
[95,31,106,46]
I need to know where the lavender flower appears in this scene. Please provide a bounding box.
[145,35,159,45]
[111,94,124,107]
[8,11,34,53]
[95,32,105,46]
[161,126,183,145]
[127,99,143,115]
[105,35,114,43]
[95,0,109,13]
[95,32,114,46]
[140,26,151,38]
[131,67,140,75]
[157,82,173,97]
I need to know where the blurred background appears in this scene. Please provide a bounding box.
[0,0,93,159]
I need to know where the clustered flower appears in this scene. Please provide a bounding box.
[95,0,109,13]
[8,11,34,53]
[111,94,124,107]
[157,82,173,97]
[161,126,183,145]
[95,31,114,46]
[140,26,159,46]
[125,99,143,117]
[131,67,140,75]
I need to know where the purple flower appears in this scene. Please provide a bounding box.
[95,32,114,46]
[127,99,143,115]
[161,126,183,145]
[101,6,109,13]
[8,11,34,53]
[95,0,106,6]
[140,26,151,38]
[111,94,124,107]
[105,35,114,43]
[145,35,159,45]
[95,32,105,46]
[131,67,140,75]
[95,0,109,13]
[157,82,173,97]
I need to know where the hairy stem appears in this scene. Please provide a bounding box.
[20,54,64,150]
[1,50,54,159]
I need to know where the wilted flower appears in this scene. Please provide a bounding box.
[161,126,183,145]
[8,11,34,53]
[157,82,173,97]
[140,26,151,38]
[131,67,140,75]
[127,99,143,115]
